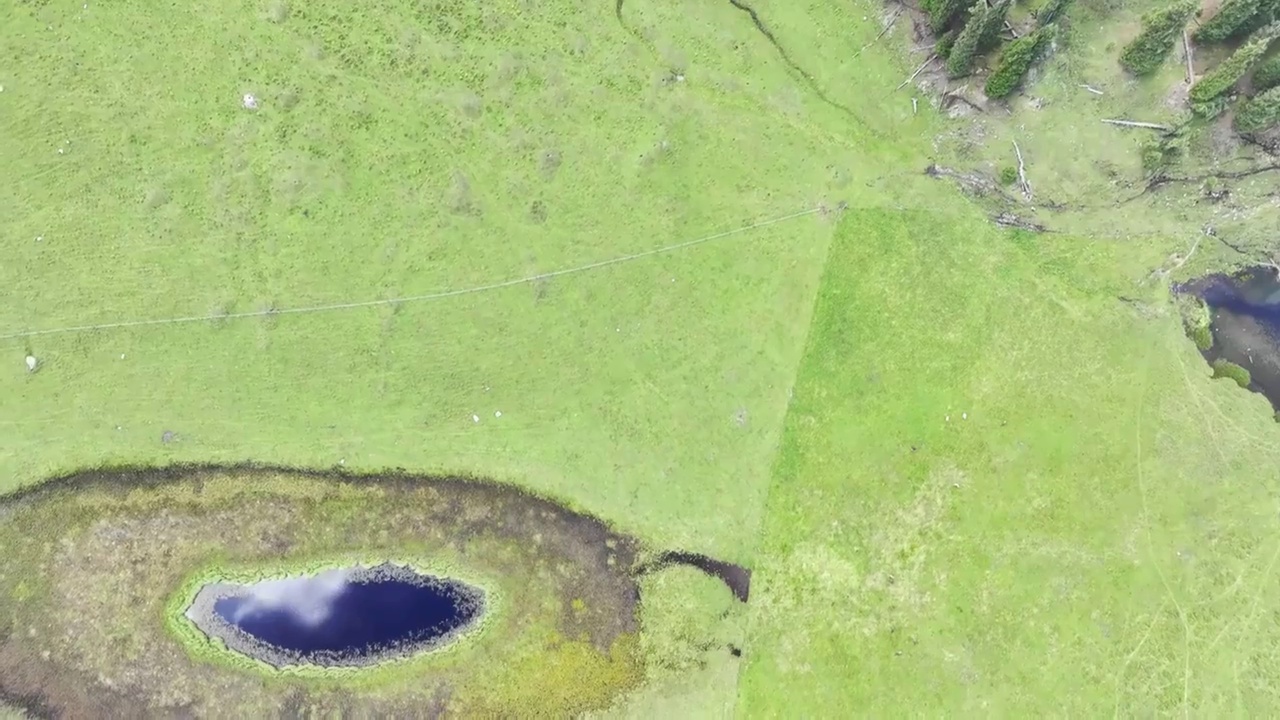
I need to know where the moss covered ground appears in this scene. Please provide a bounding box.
[4,0,1280,715]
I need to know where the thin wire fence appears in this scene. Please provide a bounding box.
[0,206,824,343]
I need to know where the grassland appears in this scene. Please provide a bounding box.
[4,0,1280,715]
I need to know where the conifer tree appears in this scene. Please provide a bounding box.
[985,26,1057,98]
[978,0,1014,52]
[1236,84,1280,131]
[947,1,992,77]
[1252,54,1280,92]
[924,0,972,32]
[1118,0,1201,75]
[1036,0,1074,27]
[1190,22,1280,103]
[1195,0,1263,44]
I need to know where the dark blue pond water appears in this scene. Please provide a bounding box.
[212,567,480,660]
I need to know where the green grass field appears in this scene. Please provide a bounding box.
[3,0,1280,715]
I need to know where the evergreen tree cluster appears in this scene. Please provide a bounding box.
[920,0,1070,96]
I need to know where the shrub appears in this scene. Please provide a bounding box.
[947,0,1002,77]
[1119,0,1200,75]
[1195,0,1263,44]
[985,26,1056,98]
[999,166,1019,184]
[1190,22,1280,102]
[1140,133,1189,175]
[1212,358,1253,387]
[1235,84,1280,130]
[925,0,972,32]
[1253,54,1280,91]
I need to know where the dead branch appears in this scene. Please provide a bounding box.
[942,91,986,113]
[1013,139,1032,201]
[992,212,1046,232]
[1102,118,1173,131]
[1183,31,1194,84]
[875,6,903,42]
[855,5,904,59]
[897,55,936,91]
[910,43,937,53]
[912,97,918,115]
[1080,84,1104,95]
[924,164,1020,204]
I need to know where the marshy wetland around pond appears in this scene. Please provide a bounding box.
[0,465,750,717]
[1178,267,1280,412]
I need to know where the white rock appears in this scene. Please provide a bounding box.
[962,412,968,420]
[25,356,36,372]
[494,410,502,418]
[242,93,259,110]
[472,414,480,423]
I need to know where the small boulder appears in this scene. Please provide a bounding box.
[25,356,37,372]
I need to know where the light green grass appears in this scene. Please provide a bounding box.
[741,205,1280,714]
[0,0,911,713]
[3,0,1280,715]
[0,0,874,562]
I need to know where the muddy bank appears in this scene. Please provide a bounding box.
[1176,267,1280,410]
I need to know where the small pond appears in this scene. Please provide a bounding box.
[1176,266,1280,411]
[184,563,484,668]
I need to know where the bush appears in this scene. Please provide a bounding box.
[1140,133,1189,175]
[1253,54,1280,91]
[1212,358,1253,388]
[947,0,1005,77]
[1195,0,1263,43]
[999,166,1019,184]
[925,0,973,32]
[985,26,1056,98]
[1236,84,1280,130]
[1119,0,1200,75]
[1190,22,1280,103]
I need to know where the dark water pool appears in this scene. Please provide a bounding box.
[190,564,483,667]
[1177,266,1280,411]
